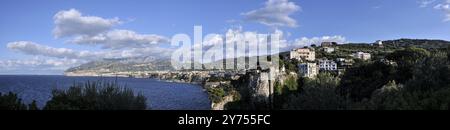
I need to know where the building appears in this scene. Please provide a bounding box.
[298,63,319,78]
[318,59,337,71]
[352,52,371,60]
[290,48,315,61]
[323,47,335,53]
[321,42,337,47]
[336,58,353,68]
[373,40,383,47]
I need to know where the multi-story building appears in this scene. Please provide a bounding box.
[323,47,335,53]
[290,48,315,61]
[298,63,319,78]
[318,59,337,71]
[336,58,353,68]
[352,52,371,60]
[372,40,383,47]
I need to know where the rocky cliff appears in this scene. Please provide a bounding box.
[226,68,279,110]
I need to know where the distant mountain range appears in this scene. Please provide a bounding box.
[65,56,174,73]
[65,39,450,74]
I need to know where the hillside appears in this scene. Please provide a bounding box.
[65,56,174,74]
[383,38,450,49]
[65,39,450,74]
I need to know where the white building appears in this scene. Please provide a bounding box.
[352,52,371,61]
[318,59,337,71]
[336,58,353,67]
[377,40,383,46]
[298,63,319,78]
[323,47,335,53]
[290,48,315,61]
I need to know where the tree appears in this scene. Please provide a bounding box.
[404,53,450,92]
[338,61,397,100]
[28,100,39,110]
[44,81,147,110]
[284,73,351,110]
[0,92,27,110]
[386,47,430,83]
[207,87,225,103]
[447,46,450,61]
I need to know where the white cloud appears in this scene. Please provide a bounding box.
[7,41,173,60]
[289,35,347,49]
[69,29,170,49]
[242,0,300,28]
[177,27,290,64]
[419,0,436,8]
[53,9,121,38]
[434,0,450,21]
[7,41,99,60]
[0,57,84,74]
[52,9,169,49]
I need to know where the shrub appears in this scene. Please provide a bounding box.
[207,87,225,103]
[44,81,147,110]
[284,73,352,110]
[0,92,37,110]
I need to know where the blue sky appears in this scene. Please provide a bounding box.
[1,0,450,74]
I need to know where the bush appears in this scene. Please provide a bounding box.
[338,61,397,100]
[359,83,450,110]
[283,73,352,110]
[0,92,28,110]
[0,92,37,110]
[207,87,225,103]
[44,81,147,110]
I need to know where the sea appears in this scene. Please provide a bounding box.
[0,75,211,110]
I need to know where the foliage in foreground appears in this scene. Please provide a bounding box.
[0,92,38,110]
[44,81,147,110]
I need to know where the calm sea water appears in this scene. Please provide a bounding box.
[0,75,210,110]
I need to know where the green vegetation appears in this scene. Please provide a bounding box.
[284,73,351,110]
[383,39,450,49]
[206,83,239,104]
[44,81,147,110]
[338,61,397,100]
[274,47,450,110]
[1,81,149,110]
[207,87,225,103]
[386,47,431,83]
[0,92,37,110]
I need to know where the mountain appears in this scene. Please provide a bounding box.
[65,56,174,74]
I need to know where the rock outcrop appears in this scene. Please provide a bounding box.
[211,95,235,110]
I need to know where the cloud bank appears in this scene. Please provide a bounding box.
[242,0,300,28]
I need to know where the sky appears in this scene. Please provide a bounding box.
[1,0,450,75]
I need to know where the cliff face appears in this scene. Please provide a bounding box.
[211,95,234,110]
[230,69,278,109]
[247,72,274,106]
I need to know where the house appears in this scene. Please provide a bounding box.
[318,59,337,71]
[290,48,315,61]
[323,47,335,53]
[352,52,371,60]
[298,63,319,78]
[373,40,383,47]
[336,58,354,68]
